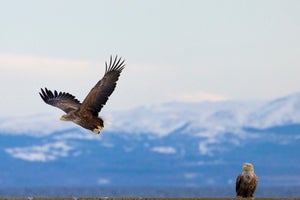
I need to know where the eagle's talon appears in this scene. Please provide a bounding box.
[93,129,100,134]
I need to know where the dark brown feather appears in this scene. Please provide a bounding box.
[39,87,81,113]
[236,173,258,197]
[80,55,125,116]
[236,174,242,193]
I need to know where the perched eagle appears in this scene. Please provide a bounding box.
[39,56,125,134]
[236,162,258,198]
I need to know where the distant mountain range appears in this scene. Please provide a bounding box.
[0,93,300,188]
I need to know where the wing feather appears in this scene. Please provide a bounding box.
[80,55,125,116]
[236,174,242,194]
[39,88,81,113]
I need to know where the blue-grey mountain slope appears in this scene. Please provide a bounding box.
[0,93,299,188]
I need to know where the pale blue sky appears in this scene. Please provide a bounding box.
[1,0,300,116]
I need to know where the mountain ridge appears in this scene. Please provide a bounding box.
[0,93,299,187]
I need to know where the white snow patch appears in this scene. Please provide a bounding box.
[151,146,176,154]
[1,93,300,140]
[97,178,110,185]
[108,100,263,136]
[5,141,73,162]
[198,137,219,156]
[53,132,102,140]
[184,173,199,179]
[186,160,225,166]
[248,93,300,128]
[198,142,211,155]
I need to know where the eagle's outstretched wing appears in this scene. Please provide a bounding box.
[80,55,125,116]
[39,88,81,113]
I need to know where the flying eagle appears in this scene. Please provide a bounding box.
[236,162,258,198]
[39,56,125,134]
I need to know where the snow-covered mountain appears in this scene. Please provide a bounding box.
[0,93,300,188]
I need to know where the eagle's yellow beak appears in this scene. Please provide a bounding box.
[242,163,252,170]
[60,116,66,121]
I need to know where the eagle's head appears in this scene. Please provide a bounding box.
[242,163,254,172]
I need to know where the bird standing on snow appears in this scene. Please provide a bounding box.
[39,55,125,134]
[236,162,258,198]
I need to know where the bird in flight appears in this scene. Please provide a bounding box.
[39,55,125,134]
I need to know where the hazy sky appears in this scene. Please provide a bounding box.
[1,0,300,116]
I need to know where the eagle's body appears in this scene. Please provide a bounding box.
[40,56,125,134]
[236,163,258,198]
[61,109,104,133]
